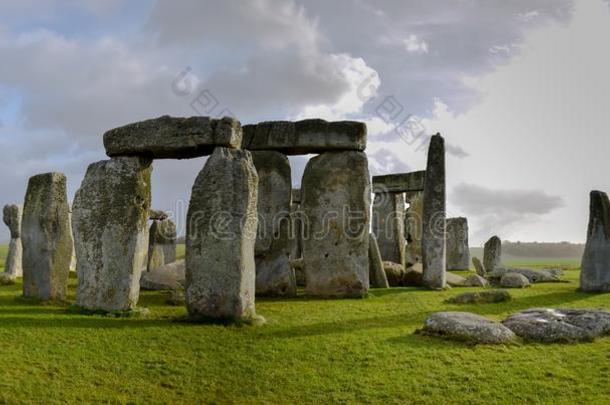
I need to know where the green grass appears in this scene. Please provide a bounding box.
[0,250,609,403]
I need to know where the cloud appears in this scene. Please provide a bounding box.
[403,35,428,54]
[452,183,564,242]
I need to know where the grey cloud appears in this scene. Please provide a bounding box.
[452,182,564,241]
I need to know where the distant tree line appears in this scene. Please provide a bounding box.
[502,241,584,258]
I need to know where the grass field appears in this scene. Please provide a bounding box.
[0,247,609,403]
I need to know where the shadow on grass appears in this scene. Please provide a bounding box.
[267,311,427,339]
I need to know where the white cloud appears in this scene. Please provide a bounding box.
[403,34,428,54]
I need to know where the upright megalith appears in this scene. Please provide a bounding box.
[72,157,152,312]
[22,173,73,301]
[147,218,177,271]
[369,233,389,288]
[290,188,303,260]
[446,217,470,270]
[422,134,446,289]
[372,192,406,265]
[404,191,424,267]
[3,204,23,277]
[483,236,502,274]
[301,151,370,297]
[251,151,295,297]
[580,190,610,292]
[185,147,259,322]
[103,116,242,159]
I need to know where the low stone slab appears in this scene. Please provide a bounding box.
[242,119,366,155]
[372,171,425,194]
[446,272,468,287]
[140,260,185,290]
[22,172,73,301]
[383,261,405,287]
[500,272,530,288]
[369,234,389,288]
[490,267,561,283]
[418,311,516,344]
[502,308,610,343]
[104,116,242,159]
[403,264,423,286]
[464,274,489,287]
[446,290,511,304]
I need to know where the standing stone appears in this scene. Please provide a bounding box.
[369,233,389,288]
[251,151,296,297]
[472,257,486,277]
[290,189,303,260]
[301,151,370,297]
[580,190,610,292]
[185,147,259,321]
[22,173,73,301]
[446,217,470,270]
[147,218,177,271]
[72,157,152,312]
[3,204,23,277]
[404,191,424,267]
[422,134,446,289]
[372,192,406,265]
[483,236,502,274]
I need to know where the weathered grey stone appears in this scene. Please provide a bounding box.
[372,192,405,264]
[3,204,21,238]
[0,273,16,285]
[141,260,185,290]
[3,204,23,277]
[472,257,486,276]
[251,151,295,297]
[147,219,177,272]
[483,236,502,273]
[383,261,405,287]
[4,238,23,278]
[242,119,366,155]
[289,258,306,287]
[502,308,610,343]
[404,191,423,267]
[403,263,423,286]
[290,189,303,261]
[301,151,370,297]
[73,157,151,311]
[500,272,530,288]
[489,267,561,283]
[422,134,446,289]
[372,171,426,194]
[580,190,610,292]
[369,234,389,288]
[22,172,73,301]
[149,209,168,221]
[464,274,490,287]
[185,147,259,321]
[419,311,516,344]
[446,217,470,270]
[104,115,242,159]
[446,272,468,287]
[446,290,511,304]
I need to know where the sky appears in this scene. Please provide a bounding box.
[0,0,608,244]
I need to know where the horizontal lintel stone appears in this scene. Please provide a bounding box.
[242,119,366,155]
[372,170,426,193]
[103,115,242,159]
